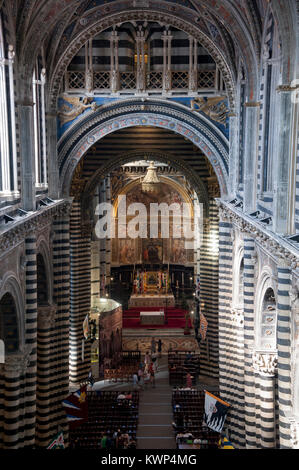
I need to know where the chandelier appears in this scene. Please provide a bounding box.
[142,161,160,193]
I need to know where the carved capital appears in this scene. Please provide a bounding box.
[0,345,33,374]
[37,304,57,329]
[231,308,244,327]
[290,278,299,311]
[244,101,260,108]
[252,350,278,376]
[289,417,299,449]
[277,84,298,93]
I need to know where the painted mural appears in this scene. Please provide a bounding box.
[111,181,194,266]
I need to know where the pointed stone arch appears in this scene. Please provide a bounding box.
[59,99,229,199]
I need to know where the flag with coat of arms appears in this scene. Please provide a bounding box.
[195,275,200,300]
[47,432,65,449]
[199,312,208,341]
[83,314,90,340]
[204,391,230,433]
[62,386,88,429]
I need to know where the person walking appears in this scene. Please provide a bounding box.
[144,351,150,368]
[149,362,156,388]
[138,365,144,390]
[186,371,193,388]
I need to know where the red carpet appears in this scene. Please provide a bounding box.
[123,307,191,329]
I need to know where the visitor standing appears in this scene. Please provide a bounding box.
[186,372,193,388]
[133,372,139,390]
[138,365,144,389]
[157,339,162,358]
[151,337,156,355]
[101,432,108,449]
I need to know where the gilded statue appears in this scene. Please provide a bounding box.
[58,95,99,125]
[191,96,228,125]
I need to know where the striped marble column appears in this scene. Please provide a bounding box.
[100,180,107,296]
[243,236,257,448]
[105,176,112,285]
[252,350,277,448]
[70,201,91,384]
[91,186,101,308]
[36,305,56,447]
[277,259,292,448]
[3,352,31,448]
[0,371,3,446]
[91,241,101,308]
[51,207,71,444]
[23,234,38,447]
[199,200,219,378]
[218,211,246,447]
[218,216,233,400]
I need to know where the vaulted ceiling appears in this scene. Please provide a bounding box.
[0,1,272,77]
[1,1,297,104]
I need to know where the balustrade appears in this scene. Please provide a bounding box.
[65,69,219,94]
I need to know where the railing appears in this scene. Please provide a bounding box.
[65,69,220,93]
[120,71,136,90]
[198,70,217,89]
[171,71,189,89]
[65,71,86,90]
[147,71,163,90]
[93,71,111,90]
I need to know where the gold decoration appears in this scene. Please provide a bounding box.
[70,160,86,200]
[244,101,261,107]
[58,95,99,125]
[191,96,228,125]
[142,161,161,193]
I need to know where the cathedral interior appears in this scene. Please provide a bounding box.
[0,0,299,451]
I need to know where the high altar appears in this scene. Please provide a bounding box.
[129,271,175,308]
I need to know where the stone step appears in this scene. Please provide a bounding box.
[138,425,174,438]
[139,414,173,425]
[137,437,177,449]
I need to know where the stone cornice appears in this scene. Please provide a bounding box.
[0,200,73,256]
[216,199,299,270]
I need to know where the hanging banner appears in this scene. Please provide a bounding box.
[204,391,231,433]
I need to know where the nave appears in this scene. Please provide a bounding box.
[0,0,299,451]
[69,352,220,450]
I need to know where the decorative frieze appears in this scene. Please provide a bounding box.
[252,350,278,376]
